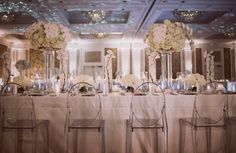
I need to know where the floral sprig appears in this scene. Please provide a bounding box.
[185,73,207,87]
[146,49,160,82]
[25,21,70,50]
[146,19,185,53]
[122,74,140,88]
[15,59,31,72]
[105,50,114,82]
[204,50,214,82]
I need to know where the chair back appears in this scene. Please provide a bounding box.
[192,82,228,125]
[0,82,36,127]
[65,82,103,128]
[129,82,167,128]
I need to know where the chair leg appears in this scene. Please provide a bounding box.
[17,130,23,153]
[179,119,186,153]
[73,129,78,153]
[191,127,197,153]
[101,121,105,153]
[32,128,38,153]
[0,129,3,153]
[226,122,231,153]
[205,127,212,153]
[42,121,49,153]
[154,129,158,153]
[126,120,132,153]
[164,127,168,153]
[65,130,69,153]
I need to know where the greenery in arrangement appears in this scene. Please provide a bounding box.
[25,21,70,50]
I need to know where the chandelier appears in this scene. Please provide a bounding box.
[212,13,236,37]
[0,1,40,22]
[93,32,107,38]
[85,10,106,24]
[173,10,202,22]
[1,12,15,22]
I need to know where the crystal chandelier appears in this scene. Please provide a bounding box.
[86,10,106,23]
[93,32,107,38]
[212,13,236,37]
[1,12,15,22]
[0,1,40,22]
[173,10,201,22]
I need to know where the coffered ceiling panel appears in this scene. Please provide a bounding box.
[0,0,235,40]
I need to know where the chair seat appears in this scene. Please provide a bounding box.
[180,117,225,127]
[69,119,104,129]
[2,119,48,130]
[127,119,163,129]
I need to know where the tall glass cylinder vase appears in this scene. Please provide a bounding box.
[43,50,55,92]
[160,52,172,89]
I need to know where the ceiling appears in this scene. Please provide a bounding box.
[0,0,236,40]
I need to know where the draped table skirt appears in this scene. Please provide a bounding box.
[1,94,236,153]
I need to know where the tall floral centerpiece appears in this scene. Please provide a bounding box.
[146,19,192,89]
[25,21,70,92]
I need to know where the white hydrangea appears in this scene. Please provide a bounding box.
[146,19,185,53]
[25,21,71,50]
[122,74,140,87]
[185,73,207,86]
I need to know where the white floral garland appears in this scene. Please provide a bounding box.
[25,21,70,50]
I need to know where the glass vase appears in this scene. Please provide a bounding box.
[160,52,172,89]
[43,50,55,92]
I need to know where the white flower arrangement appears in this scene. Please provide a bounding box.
[13,75,33,87]
[122,74,140,88]
[15,59,31,72]
[25,21,70,50]
[147,20,194,53]
[146,19,186,53]
[73,74,94,85]
[185,73,207,87]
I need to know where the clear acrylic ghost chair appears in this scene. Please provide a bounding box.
[179,82,230,153]
[126,82,168,153]
[0,82,49,153]
[227,90,236,153]
[65,82,105,153]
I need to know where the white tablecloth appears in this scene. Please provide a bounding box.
[1,93,236,153]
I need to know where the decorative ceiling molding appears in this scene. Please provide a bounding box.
[0,0,235,39]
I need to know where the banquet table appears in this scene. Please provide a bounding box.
[1,93,236,153]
